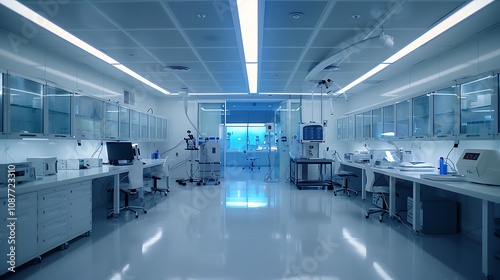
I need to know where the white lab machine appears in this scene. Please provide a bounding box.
[296,122,324,158]
[456,149,500,185]
[369,149,399,167]
[26,157,58,176]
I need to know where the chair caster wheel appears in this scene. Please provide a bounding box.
[135,214,139,218]
[33,256,42,264]
[144,210,148,214]
[379,216,383,222]
[365,213,369,218]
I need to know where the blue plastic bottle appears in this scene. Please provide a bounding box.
[439,157,447,175]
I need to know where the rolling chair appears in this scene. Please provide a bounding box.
[243,150,259,170]
[333,160,358,197]
[151,156,170,196]
[364,165,390,222]
[107,160,148,218]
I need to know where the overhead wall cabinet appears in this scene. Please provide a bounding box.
[130,110,140,139]
[0,74,4,137]
[149,115,156,140]
[104,103,119,140]
[46,85,72,138]
[74,94,104,140]
[337,72,499,142]
[8,75,44,137]
[140,112,148,140]
[460,75,497,139]
[396,100,410,139]
[432,86,458,139]
[119,107,130,139]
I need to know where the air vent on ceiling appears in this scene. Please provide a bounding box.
[323,65,339,71]
[163,65,191,72]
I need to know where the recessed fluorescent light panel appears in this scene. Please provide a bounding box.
[0,1,170,95]
[237,0,259,94]
[336,0,494,95]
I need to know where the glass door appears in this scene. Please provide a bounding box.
[198,102,225,177]
[460,75,496,137]
[46,86,72,137]
[104,103,119,139]
[8,75,44,137]
[119,107,130,139]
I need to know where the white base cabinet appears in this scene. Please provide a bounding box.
[0,181,92,275]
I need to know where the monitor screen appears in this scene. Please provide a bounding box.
[106,142,134,165]
[302,124,323,141]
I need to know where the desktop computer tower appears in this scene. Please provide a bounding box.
[407,197,458,234]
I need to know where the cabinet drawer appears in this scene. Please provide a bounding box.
[68,183,92,200]
[0,192,37,210]
[38,230,69,253]
[39,202,69,223]
[68,218,92,239]
[38,216,67,237]
[39,190,69,209]
[68,198,91,222]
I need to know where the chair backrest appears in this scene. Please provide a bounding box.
[127,160,144,189]
[334,160,341,174]
[364,165,376,193]
[162,156,169,176]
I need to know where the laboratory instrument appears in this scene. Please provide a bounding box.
[456,149,500,185]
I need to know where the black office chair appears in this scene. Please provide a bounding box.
[107,160,148,218]
[333,160,358,197]
[364,165,390,222]
[243,150,259,170]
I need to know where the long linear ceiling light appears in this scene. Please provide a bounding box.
[1,1,170,95]
[237,0,258,94]
[336,0,494,95]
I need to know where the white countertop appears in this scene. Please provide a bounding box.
[0,159,164,197]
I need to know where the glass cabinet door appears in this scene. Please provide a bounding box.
[363,111,371,139]
[8,75,44,135]
[140,112,148,139]
[104,103,119,139]
[342,117,348,140]
[372,108,382,139]
[336,118,342,140]
[46,86,72,137]
[74,95,103,139]
[396,101,410,139]
[348,115,354,140]
[156,117,162,140]
[355,114,363,139]
[119,107,130,139]
[0,74,4,134]
[162,118,168,140]
[412,94,430,137]
[382,105,394,139]
[130,110,140,139]
[149,115,157,139]
[433,87,457,136]
[460,75,495,136]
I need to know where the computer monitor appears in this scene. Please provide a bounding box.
[106,141,134,165]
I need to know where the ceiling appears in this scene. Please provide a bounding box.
[0,0,499,98]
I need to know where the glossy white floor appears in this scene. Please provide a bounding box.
[5,167,485,280]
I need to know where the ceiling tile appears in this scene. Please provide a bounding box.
[167,0,235,29]
[128,30,189,48]
[264,1,327,28]
[93,1,175,29]
[197,48,241,62]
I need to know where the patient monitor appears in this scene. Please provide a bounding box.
[456,149,500,185]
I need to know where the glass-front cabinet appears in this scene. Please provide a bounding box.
[372,108,382,139]
[156,117,162,140]
[355,113,363,140]
[0,75,5,135]
[74,94,104,140]
[8,75,44,137]
[162,118,168,140]
[342,117,348,140]
[130,110,140,139]
[149,115,157,140]
[412,94,430,138]
[460,75,496,137]
[433,87,457,138]
[336,118,342,140]
[396,101,410,139]
[140,112,148,139]
[46,86,72,137]
[104,103,119,139]
[382,105,394,139]
[363,111,371,139]
[119,107,130,139]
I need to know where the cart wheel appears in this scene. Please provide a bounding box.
[365,212,369,218]
[61,242,69,250]
[33,256,42,264]
[379,216,383,222]
[144,209,148,214]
